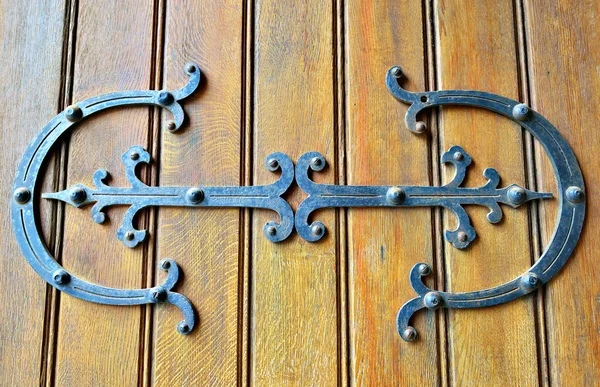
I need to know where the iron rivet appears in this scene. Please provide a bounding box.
[512,103,531,121]
[186,63,196,73]
[130,151,140,161]
[386,186,405,205]
[157,90,174,105]
[566,186,584,203]
[13,187,31,204]
[268,158,279,169]
[391,66,403,78]
[311,224,324,236]
[65,105,83,122]
[310,157,323,169]
[508,186,526,205]
[166,120,176,131]
[266,226,277,236]
[414,121,427,134]
[402,327,417,342]
[520,273,539,292]
[69,187,87,204]
[178,322,190,334]
[453,151,463,161]
[457,231,468,243]
[186,187,204,204]
[418,264,431,276]
[52,269,70,285]
[424,292,443,310]
[125,231,135,241]
[152,288,167,302]
[160,260,171,270]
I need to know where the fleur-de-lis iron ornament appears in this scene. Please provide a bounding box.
[12,62,585,341]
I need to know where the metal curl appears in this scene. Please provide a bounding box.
[387,66,586,342]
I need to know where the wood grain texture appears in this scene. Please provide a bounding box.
[152,0,244,385]
[345,0,440,385]
[435,0,540,385]
[524,1,600,385]
[0,0,66,384]
[54,1,156,385]
[250,0,339,384]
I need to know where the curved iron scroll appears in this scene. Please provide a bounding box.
[386,66,585,342]
[12,62,584,340]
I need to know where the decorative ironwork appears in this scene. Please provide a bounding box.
[295,146,551,247]
[386,65,585,342]
[11,61,585,340]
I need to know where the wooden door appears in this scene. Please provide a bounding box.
[1,0,597,385]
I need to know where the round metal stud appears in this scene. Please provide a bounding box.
[512,103,531,121]
[402,327,417,342]
[13,187,31,204]
[424,292,443,310]
[157,90,174,105]
[418,264,431,276]
[414,121,427,134]
[267,158,279,169]
[186,187,204,204]
[453,151,464,161]
[52,269,71,285]
[266,226,277,236]
[310,157,323,169]
[178,322,190,335]
[130,151,140,161]
[186,63,196,73]
[152,288,167,302]
[160,260,171,270]
[508,186,526,205]
[391,66,403,78]
[311,224,324,236]
[566,186,584,203]
[457,231,468,243]
[520,272,539,292]
[125,231,135,241]
[69,187,87,204]
[166,120,176,131]
[65,105,83,122]
[386,186,405,205]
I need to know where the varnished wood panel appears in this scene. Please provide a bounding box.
[525,1,600,385]
[54,1,156,385]
[250,0,339,384]
[153,0,244,385]
[0,0,67,385]
[345,0,440,385]
[435,0,540,385]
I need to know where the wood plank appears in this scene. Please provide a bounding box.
[0,0,67,384]
[54,1,156,385]
[152,0,244,385]
[345,0,440,385]
[250,0,339,384]
[524,1,600,385]
[435,0,540,385]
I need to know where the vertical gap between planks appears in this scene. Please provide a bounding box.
[424,0,448,386]
[44,1,79,385]
[333,0,348,385]
[513,0,549,386]
[241,0,255,385]
[141,0,166,386]
[430,0,453,385]
[239,0,254,384]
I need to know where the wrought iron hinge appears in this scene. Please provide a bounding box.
[12,62,585,341]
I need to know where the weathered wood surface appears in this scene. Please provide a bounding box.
[153,0,244,385]
[0,1,597,385]
[345,0,440,385]
[525,1,600,385]
[435,0,540,385]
